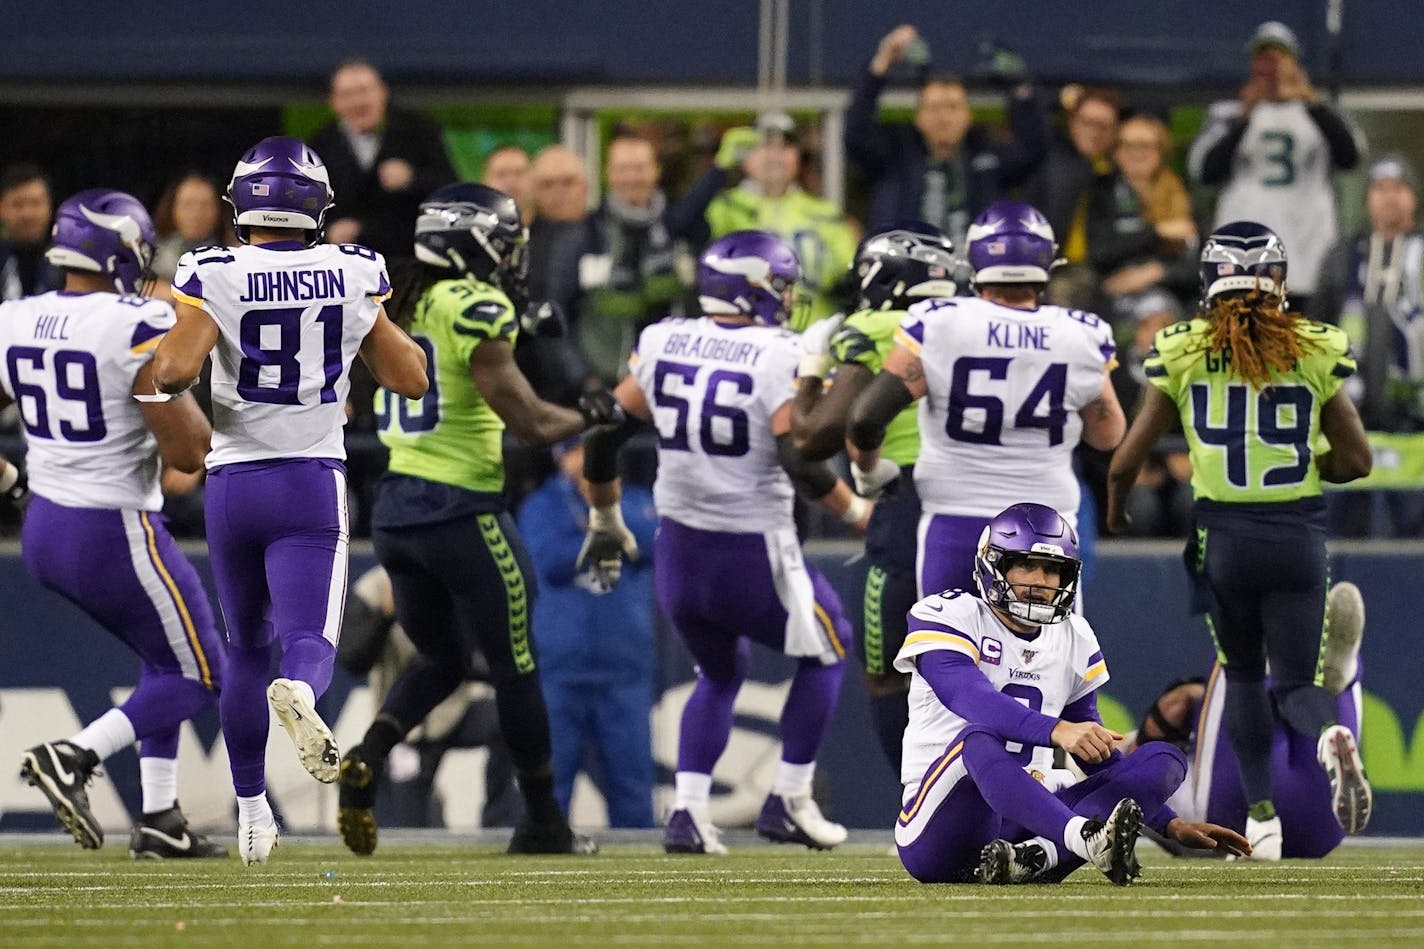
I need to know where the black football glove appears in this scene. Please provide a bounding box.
[520,300,568,340]
[578,387,627,430]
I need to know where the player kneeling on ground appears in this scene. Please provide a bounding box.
[894,503,1249,885]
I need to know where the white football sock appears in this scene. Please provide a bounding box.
[1064,816,1092,861]
[70,709,136,761]
[771,761,816,798]
[140,757,179,814]
[237,794,273,826]
[674,772,713,818]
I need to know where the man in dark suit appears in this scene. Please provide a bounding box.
[309,59,456,258]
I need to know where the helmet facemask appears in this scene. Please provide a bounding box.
[976,546,1081,627]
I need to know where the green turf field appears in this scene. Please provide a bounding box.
[1,838,1422,946]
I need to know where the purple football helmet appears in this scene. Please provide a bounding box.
[44,189,156,295]
[697,230,801,326]
[1200,220,1287,304]
[965,200,1056,286]
[225,136,334,245]
[974,502,1081,626]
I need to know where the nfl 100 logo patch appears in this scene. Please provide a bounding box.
[981,637,1003,665]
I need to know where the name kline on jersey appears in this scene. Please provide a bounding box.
[239,268,348,303]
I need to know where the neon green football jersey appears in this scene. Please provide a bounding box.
[831,308,920,467]
[377,278,516,493]
[1144,317,1356,503]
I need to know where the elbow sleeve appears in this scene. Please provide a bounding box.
[582,416,639,483]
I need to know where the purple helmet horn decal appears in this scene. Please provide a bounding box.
[45,188,156,295]
[697,230,801,326]
[226,136,335,245]
[966,200,1056,286]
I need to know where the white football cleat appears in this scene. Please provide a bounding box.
[663,808,729,855]
[238,814,279,866]
[1322,582,1365,696]
[1318,724,1373,834]
[1241,815,1283,861]
[267,678,339,783]
[755,793,849,850]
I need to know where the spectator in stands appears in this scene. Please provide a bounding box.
[310,58,456,257]
[1188,21,1360,316]
[520,145,595,405]
[518,437,658,828]
[845,24,1049,248]
[482,144,533,223]
[0,163,57,301]
[1030,87,1163,313]
[698,113,858,328]
[1115,114,1198,256]
[151,173,232,281]
[1314,154,1424,536]
[574,134,692,384]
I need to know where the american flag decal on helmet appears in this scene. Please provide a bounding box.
[987,241,1006,255]
[251,183,270,196]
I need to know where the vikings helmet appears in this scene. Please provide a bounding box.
[697,230,801,326]
[965,200,1056,286]
[414,183,528,294]
[974,502,1082,626]
[44,189,156,295]
[1199,220,1287,304]
[226,136,334,245]
[853,223,961,311]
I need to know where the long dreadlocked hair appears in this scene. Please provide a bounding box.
[385,257,440,332]
[1191,290,1320,390]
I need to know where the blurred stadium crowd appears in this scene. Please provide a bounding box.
[0,20,1419,542]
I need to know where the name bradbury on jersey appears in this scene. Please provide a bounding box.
[239,268,347,303]
[661,331,767,366]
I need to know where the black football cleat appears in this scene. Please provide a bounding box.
[337,744,381,856]
[507,817,598,855]
[129,804,228,859]
[21,740,103,849]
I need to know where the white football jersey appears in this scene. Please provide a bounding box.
[631,316,801,534]
[894,589,1109,788]
[898,296,1116,521]
[1189,100,1358,295]
[0,291,175,510]
[172,242,389,467]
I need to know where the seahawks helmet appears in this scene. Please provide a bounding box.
[1200,220,1287,304]
[698,230,801,326]
[974,502,1082,626]
[413,183,528,294]
[45,189,156,295]
[965,200,1056,286]
[226,136,334,245]
[853,223,961,311]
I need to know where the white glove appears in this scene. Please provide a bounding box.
[852,457,902,500]
[797,313,845,380]
[576,504,639,591]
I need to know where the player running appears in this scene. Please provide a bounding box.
[579,230,865,854]
[848,201,1125,599]
[895,502,1248,885]
[336,183,622,857]
[1107,221,1375,858]
[2,189,225,858]
[152,136,429,865]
